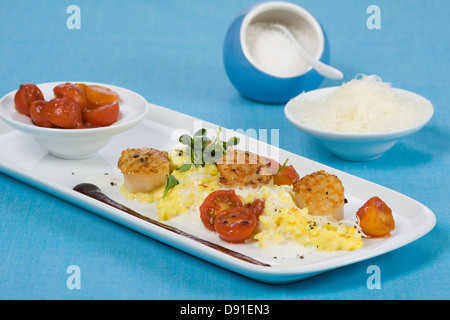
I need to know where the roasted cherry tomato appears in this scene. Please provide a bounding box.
[273,165,300,186]
[53,82,88,111]
[46,97,83,129]
[83,100,120,127]
[356,196,395,237]
[260,157,280,174]
[29,100,55,128]
[214,207,258,243]
[245,198,265,218]
[75,83,88,96]
[85,84,119,106]
[14,84,44,116]
[199,190,243,231]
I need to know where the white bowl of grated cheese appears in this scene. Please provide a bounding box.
[284,75,434,161]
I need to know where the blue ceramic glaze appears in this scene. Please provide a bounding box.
[223,2,329,104]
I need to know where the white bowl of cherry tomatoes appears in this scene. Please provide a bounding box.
[0,82,148,159]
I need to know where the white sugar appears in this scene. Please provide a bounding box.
[245,22,318,77]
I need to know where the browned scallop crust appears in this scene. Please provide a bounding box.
[293,170,345,220]
[216,149,273,188]
[118,148,170,193]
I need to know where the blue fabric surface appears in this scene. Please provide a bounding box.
[0,0,448,299]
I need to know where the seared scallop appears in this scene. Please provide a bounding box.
[216,149,273,188]
[293,170,345,220]
[118,148,170,193]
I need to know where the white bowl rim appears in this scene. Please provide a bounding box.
[240,1,325,79]
[284,86,434,142]
[0,81,149,137]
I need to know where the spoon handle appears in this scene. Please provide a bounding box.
[272,23,343,80]
[314,60,344,80]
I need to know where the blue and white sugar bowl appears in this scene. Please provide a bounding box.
[223,1,332,104]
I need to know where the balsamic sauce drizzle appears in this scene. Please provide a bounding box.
[73,183,271,267]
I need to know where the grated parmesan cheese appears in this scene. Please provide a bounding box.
[289,75,433,133]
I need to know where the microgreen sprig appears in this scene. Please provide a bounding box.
[178,127,240,170]
[276,158,289,173]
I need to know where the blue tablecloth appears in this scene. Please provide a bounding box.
[0,0,448,300]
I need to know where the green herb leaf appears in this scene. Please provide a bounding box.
[178,163,192,172]
[194,128,207,137]
[162,174,179,199]
[179,134,192,146]
[226,136,240,147]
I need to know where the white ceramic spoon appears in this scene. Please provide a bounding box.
[271,23,344,80]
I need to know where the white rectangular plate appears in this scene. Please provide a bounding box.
[0,103,436,283]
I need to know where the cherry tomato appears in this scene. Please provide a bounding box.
[83,100,120,127]
[260,157,280,174]
[14,84,44,116]
[214,207,258,243]
[245,198,265,218]
[29,100,55,128]
[46,97,83,129]
[53,82,88,111]
[273,165,300,186]
[199,190,243,231]
[85,84,119,106]
[75,83,88,96]
[356,196,395,237]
